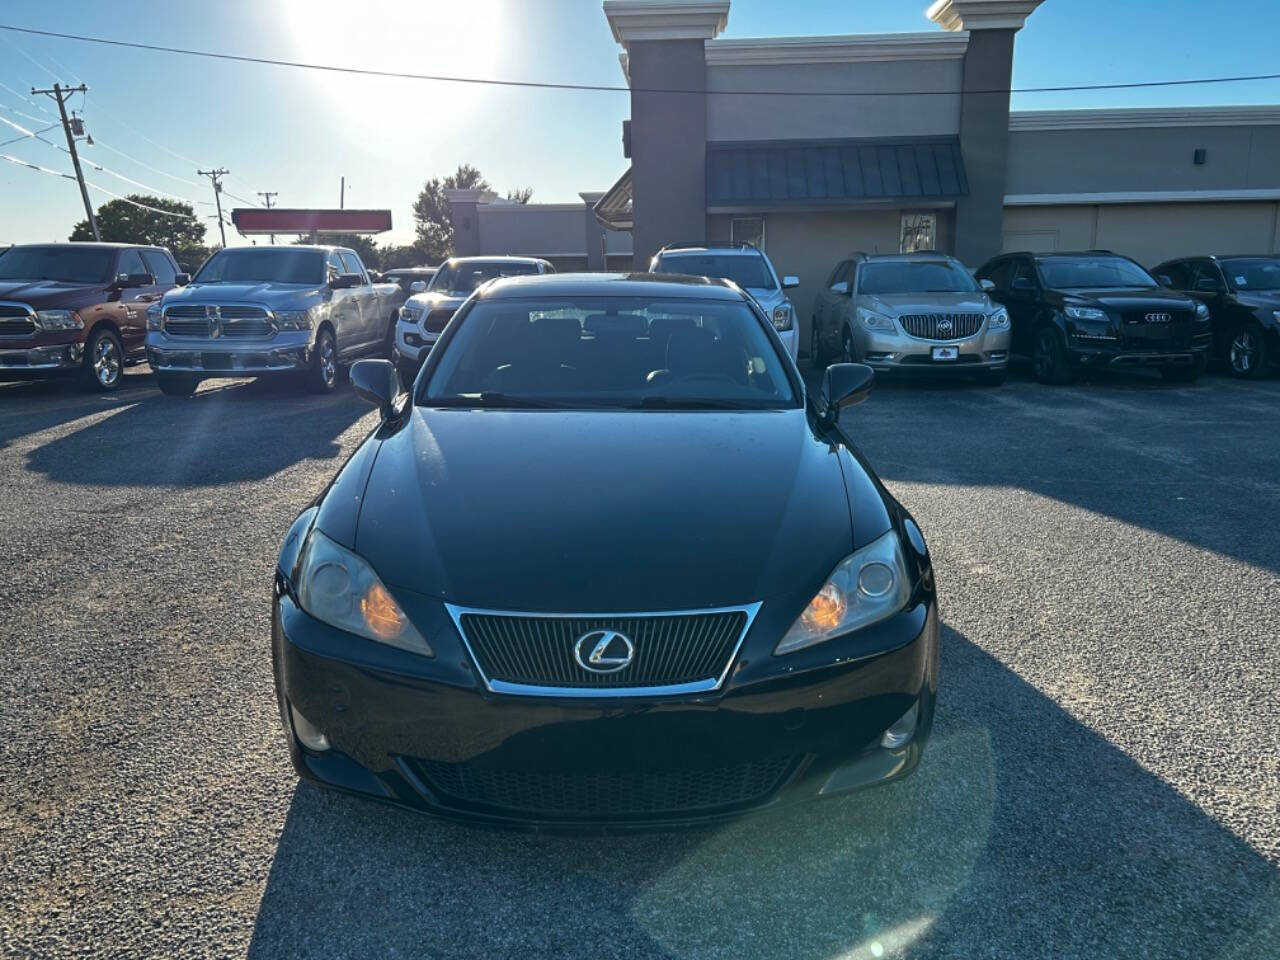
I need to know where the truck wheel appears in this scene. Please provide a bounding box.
[1227,323,1269,379]
[82,327,124,391]
[305,328,338,394]
[1033,327,1075,385]
[156,373,199,396]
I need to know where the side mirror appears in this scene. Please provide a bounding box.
[1155,274,1172,287]
[782,275,800,289]
[979,278,996,292]
[1010,276,1034,292]
[831,281,849,296]
[330,273,362,289]
[114,272,154,289]
[350,358,400,418]
[820,362,874,421]
[1195,277,1224,293]
[409,280,427,293]
[174,273,191,286]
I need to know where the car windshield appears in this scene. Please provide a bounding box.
[1221,258,1280,291]
[422,295,798,410]
[0,245,115,284]
[1038,256,1158,289]
[654,253,776,290]
[193,249,324,284]
[431,261,540,295]
[859,261,977,295]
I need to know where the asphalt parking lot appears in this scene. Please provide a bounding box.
[1,362,1277,959]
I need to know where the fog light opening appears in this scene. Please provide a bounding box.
[290,705,331,752]
[880,701,919,749]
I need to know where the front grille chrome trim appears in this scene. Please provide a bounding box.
[0,301,37,338]
[897,313,986,342]
[445,601,762,698]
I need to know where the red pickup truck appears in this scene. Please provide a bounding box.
[0,242,187,391]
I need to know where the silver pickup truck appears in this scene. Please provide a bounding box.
[145,245,402,395]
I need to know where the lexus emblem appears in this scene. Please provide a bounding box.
[1145,312,1172,323]
[936,317,954,336]
[573,629,634,674]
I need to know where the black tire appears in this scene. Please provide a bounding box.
[305,328,338,394]
[81,327,124,392]
[1032,326,1075,385]
[384,313,398,360]
[977,368,1008,387]
[1227,323,1269,379]
[810,319,828,369]
[156,372,199,396]
[1160,354,1205,383]
[841,325,857,364]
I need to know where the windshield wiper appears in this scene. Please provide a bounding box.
[635,396,761,410]
[428,392,564,409]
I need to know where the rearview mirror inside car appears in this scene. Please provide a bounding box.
[409,281,427,293]
[980,278,996,292]
[782,275,799,289]
[330,273,363,289]
[820,363,874,421]
[350,359,400,419]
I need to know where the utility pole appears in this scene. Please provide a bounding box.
[257,191,278,244]
[340,176,345,209]
[198,168,229,247]
[32,82,96,240]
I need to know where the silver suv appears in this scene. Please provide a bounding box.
[812,252,1010,384]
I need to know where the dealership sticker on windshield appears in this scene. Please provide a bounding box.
[932,346,959,361]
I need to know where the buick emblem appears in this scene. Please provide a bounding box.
[1145,312,1172,323]
[573,629,634,674]
[936,317,954,336]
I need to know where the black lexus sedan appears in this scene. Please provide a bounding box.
[271,273,939,828]
[975,250,1212,384]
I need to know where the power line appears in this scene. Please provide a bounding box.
[0,151,195,218]
[2,21,1280,98]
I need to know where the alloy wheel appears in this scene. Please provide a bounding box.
[94,337,121,386]
[1230,330,1257,374]
[320,337,336,387]
[1034,332,1054,380]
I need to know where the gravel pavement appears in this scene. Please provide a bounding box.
[0,363,1277,959]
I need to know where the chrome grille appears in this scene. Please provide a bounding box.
[0,319,36,337]
[898,313,985,341]
[163,304,274,338]
[219,305,268,320]
[407,755,799,818]
[221,319,274,338]
[165,305,209,319]
[163,318,211,337]
[453,606,755,694]
[0,304,34,318]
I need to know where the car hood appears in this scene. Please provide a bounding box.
[162,281,325,305]
[744,287,787,311]
[352,407,855,611]
[0,279,107,308]
[1055,287,1196,310]
[865,292,992,315]
[405,292,466,313]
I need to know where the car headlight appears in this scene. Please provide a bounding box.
[295,529,433,656]
[772,303,794,331]
[1194,302,1210,320]
[275,308,315,331]
[147,304,163,331]
[775,529,912,655]
[986,307,1010,330]
[857,307,895,332]
[1064,305,1108,321]
[35,309,83,330]
[399,304,423,324]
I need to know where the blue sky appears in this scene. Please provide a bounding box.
[2,0,1279,248]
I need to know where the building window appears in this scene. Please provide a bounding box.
[900,213,936,253]
[731,216,766,249]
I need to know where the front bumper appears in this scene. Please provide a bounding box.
[271,585,940,830]
[0,341,84,379]
[852,324,1010,375]
[393,321,438,369]
[146,329,313,376]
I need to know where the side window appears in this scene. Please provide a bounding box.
[141,250,176,285]
[828,261,850,292]
[325,252,343,283]
[1011,258,1037,290]
[1157,262,1190,289]
[118,249,148,278]
[1190,259,1225,292]
[339,251,365,280]
[979,259,1010,289]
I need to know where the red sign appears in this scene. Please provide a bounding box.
[230,208,393,235]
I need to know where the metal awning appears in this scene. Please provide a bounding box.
[593,167,632,231]
[706,138,968,210]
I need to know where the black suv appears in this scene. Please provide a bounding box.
[975,251,1211,384]
[1150,255,1280,378]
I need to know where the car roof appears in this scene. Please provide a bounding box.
[858,252,958,263]
[384,266,436,273]
[658,246,764,258]
[478,272,747,301]
[441,255,548,265]
[7,242,164,251]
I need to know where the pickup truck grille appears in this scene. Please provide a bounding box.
[424,308,455,334]
[163,305,274,339]
[0,304,36,337]
[898,313,985,341]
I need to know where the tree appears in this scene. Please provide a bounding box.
[411,164,491,262]
[378,244,429,269]
[298,233,383,270]
[506,187,534,204]
[70,195,206,254]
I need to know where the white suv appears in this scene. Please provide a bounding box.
[649,243,800,358]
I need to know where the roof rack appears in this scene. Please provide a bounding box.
[658,240,758,252]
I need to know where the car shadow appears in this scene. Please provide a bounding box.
[245,625,1277,959]
[21,375,373,486]
[0,369,160,452]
